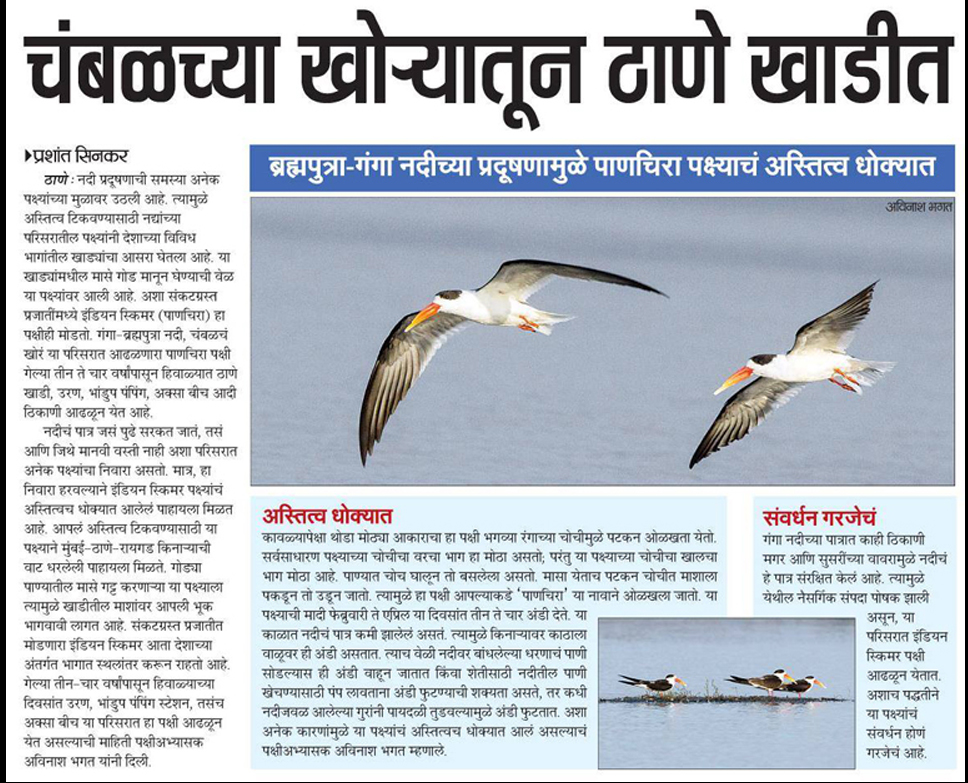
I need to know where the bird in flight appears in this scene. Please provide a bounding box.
[690,282,894,469]
[359,259,666,465]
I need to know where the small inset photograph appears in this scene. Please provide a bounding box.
[598,617,855,769]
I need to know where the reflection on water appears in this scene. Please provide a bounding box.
[599,618,855,769]
[600,700,854,769]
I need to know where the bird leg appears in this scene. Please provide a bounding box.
[517,316,540,332]
[834,367,860,385]
[829,376,857,393]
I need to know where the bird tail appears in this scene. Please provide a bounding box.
[848,360,896,395]
[531,309,574,336]
[618,675,642,685]
[726,676,751,686]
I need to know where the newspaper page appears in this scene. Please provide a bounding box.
[6,1,964,780]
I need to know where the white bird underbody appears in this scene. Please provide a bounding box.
[359,259,666,465]
[690,281,895,469]
[408,287,575,336]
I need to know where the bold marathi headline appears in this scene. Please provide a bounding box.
[24,10,951,129]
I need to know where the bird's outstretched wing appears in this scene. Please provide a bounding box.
[790,281,878,354]
[689,378,806,468]
[359,312,468,465]
[477,259,667,301]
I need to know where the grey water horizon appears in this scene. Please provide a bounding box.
[252,197,953,485]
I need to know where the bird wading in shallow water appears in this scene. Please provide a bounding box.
[690,281,895,469]
[359,259,666,465]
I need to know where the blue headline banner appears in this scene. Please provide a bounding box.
[250,144,954,193]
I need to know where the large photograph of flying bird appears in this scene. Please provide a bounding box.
[251,197,953,485]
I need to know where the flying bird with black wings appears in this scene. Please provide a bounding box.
[690,282,894,469]
[359,259,667,465]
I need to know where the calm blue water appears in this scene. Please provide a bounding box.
[252,197,953,485]
[599,698,854,769]
[599,618,855,769]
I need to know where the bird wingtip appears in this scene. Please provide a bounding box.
[639,282,669,298]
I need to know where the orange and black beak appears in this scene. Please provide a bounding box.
[714,366,753,395]
[813,679,826,688]
[675,677,687,687]
[783,672,796,682]
[405,302,440,332]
